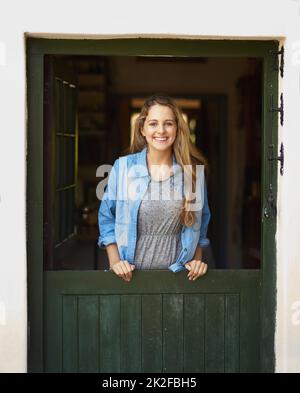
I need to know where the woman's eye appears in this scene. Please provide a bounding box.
[149,122,174,127]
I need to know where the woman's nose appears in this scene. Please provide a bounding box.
[157,123,167,132]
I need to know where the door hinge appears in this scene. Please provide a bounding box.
[264,143,284,219]
[269,142,284,176]
[270,93,284,126]
[270,46,284,77]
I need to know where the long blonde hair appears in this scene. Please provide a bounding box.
[129,94,208,227]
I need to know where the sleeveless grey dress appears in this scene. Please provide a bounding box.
[134,174,183,269]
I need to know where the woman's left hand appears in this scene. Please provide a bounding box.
[185,260,208,280]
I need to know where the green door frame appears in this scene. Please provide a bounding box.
[26,37,278,372]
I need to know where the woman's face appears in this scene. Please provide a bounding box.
[141,104,177,154]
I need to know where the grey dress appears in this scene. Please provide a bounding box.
[134,174,183,269]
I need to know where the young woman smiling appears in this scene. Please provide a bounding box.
[98,94,211,282]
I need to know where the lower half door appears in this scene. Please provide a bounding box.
[44,270,260,373]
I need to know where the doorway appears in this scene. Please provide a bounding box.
[27,38,278,372]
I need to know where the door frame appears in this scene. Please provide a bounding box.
[26,37,279,372]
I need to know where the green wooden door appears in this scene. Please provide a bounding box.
[27,38,278,373]
[44,271,260,373]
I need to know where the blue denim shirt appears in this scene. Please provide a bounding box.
[98,146,211,273]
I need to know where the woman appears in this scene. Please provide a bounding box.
[98,94,211,282]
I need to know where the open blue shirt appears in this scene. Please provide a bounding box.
[98,146,211,272]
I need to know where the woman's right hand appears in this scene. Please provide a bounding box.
[110,260,135,282]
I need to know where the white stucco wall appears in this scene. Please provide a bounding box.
[0,0,299,372]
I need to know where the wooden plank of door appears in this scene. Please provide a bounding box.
[141,295,163,372]
[205,294,225,372]
[99,295,121,373]
[224,294,240,373]
[120,295,142,373]
[62,296,78,372]
[78,296,99,373]
[183,294,205,372]
[163,294,184,373]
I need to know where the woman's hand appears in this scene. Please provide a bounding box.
[185,260,208,280]
[110,260,135,282]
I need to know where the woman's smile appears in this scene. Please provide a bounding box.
[153,136,169,143]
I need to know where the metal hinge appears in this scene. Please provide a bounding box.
[263,143,284,218]
[270,93,284,126]
[270,46,284,77]
[269,142,284,176]
[264,143,284,218]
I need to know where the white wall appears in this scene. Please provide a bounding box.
[0,0,299,372]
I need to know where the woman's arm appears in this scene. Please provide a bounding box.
[106,243,121,268]
[98,159,119,248]
[98,158,135,282]
[184,176,211,280]
[185,246,207,280]
[193,245,203,261]
[106,243,135,281]
[198,176,211,248]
